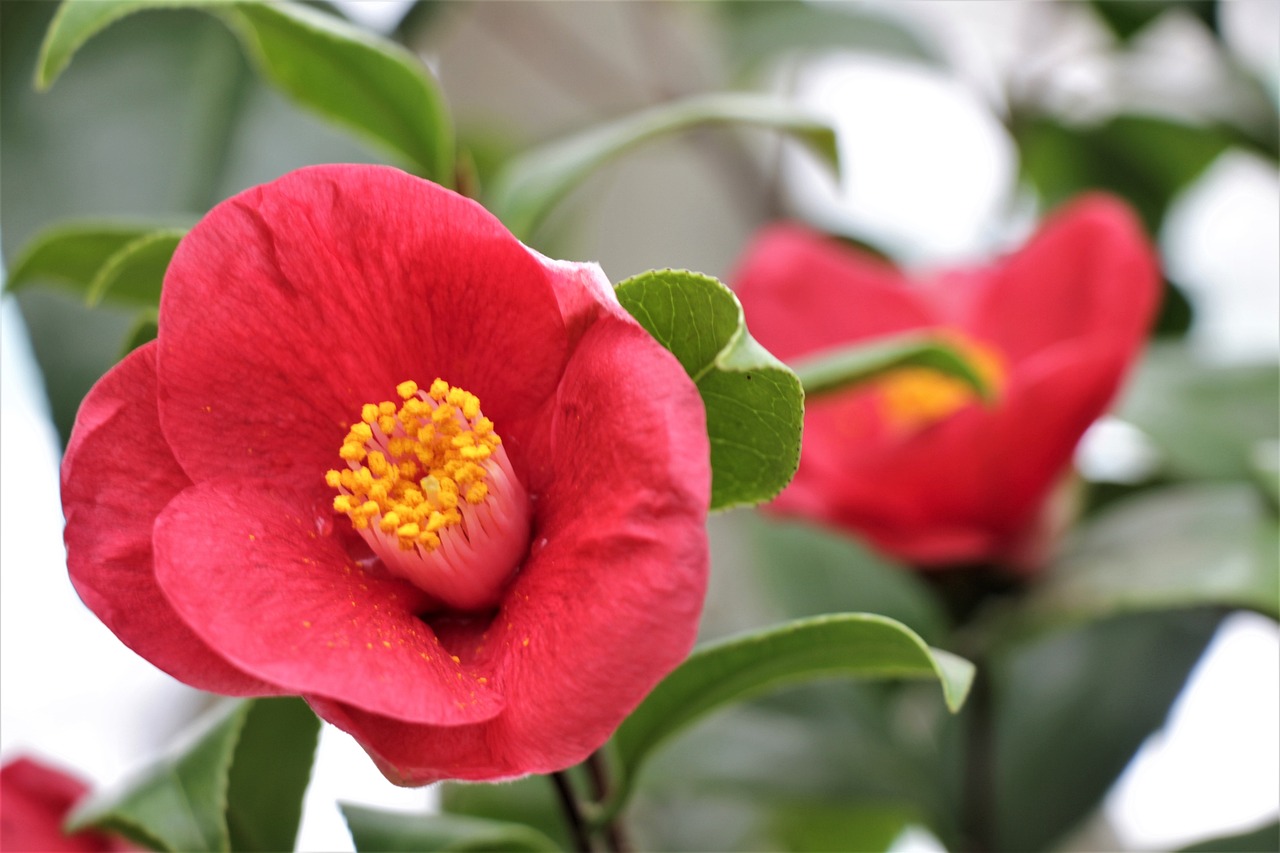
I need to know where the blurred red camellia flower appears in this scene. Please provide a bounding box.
[61,165,710,784]
[0,757,134,852]
[732,195,1158,572]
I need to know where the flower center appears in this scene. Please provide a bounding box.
[878,334,1005,432]
[326,379,531,611]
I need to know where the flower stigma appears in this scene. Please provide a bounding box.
[879,334,1006,432]
[327,379,532,611]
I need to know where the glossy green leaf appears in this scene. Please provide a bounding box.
[489,93,840,239]
[122,311,159,355]
[67,700,250,852]
[793,333,992,402]
[1011,484,1280,638]
[341,804,562,853]
[441,777,572,852]
[615,269,803,509]
[87,229,184,306]
[37,0,455,182]
[66,698,321,853]
[1120,344,1280,481]
[4,222,173,298]
[224,698,321,852]
[601,614,974,820]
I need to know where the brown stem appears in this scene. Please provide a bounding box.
[550,770,594,853]
[586,752,631,852]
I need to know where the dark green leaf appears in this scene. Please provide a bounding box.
[1012,485,1279,636]
[441,777,572,852]
[225,697,321,852]
[1088,0,1216,41]
[603,613,974,820]
[1180,819,1280,852]
[793,333,993,402]
[1120,344,1280,481]
[67,700,251,852]
[37,0,455,182]
[122,311,159,355]
[615,269,803,509]
[5,222,173,298]
[489,93,840,240]
[87,229,184,306]
[341,804,562,852]
[992,609,1223,851]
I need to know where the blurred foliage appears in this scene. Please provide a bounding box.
[1089,0,1217,41]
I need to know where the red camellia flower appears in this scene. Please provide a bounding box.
[0,757,134,852]
[732,196,1158,571]
[60,165,710,784]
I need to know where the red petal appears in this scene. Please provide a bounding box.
[732,223,936,362]
[60,345,270,695]
[151,479,504,726]
[308,315,712,783]
[156,165,570,485]
[958,195,1160,365]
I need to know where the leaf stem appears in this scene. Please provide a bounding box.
[586,752,631,852]
[550,770,594,853]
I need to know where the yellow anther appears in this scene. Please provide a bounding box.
[327,378,506,557]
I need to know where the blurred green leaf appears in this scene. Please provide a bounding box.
[603,614,974,821]
[1252,440,1280,512]
[616,269,803,510]
[794,333,992,402]
[441,777,572,852]
[1017,115,1233,233]
[341,804,562,852]
[87,229,184,306]
[1180,819,1280,852]
[67,698,320,853]
[718,0,940,76]
[489,93,840,240]
[1013,485,1279,635]
[68,700,249,852]
[1120,344,1280,481]
[1088,0,1216,41]
[751,517,949,644]
[5,222,173,299]
[123,311,159,355]
[992,609,1223,851]
[769,802,919,852]
[37,0,455,182]
[224,698,321,852]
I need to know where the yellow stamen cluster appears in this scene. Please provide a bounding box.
[879,336,1006,431]
[327,379,502,552]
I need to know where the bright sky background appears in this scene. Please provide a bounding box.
[1,2,1276,851]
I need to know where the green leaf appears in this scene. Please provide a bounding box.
[122,311,159,355]
[67,699,251,852]
[66,698,321,853]
[5,221,174,298]
[341,804,562,852]
[87,229,184,306]
[37,0,455,182]
[718,0,940,75]
[489,93,840,240]
[768,802,920,853]
[1011,484,1280,637]
[992,609,1223,852]
[441,777,572,852]
[1120,344,1280,481]
[615,269,803,509]
[224,697,321,852]
[1180,819,1280,852]
[602,613,975,820]
[793,333,993,401]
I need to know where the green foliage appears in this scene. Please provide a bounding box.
[67,698,320,853]
[5,222,178,301]
[793,332,993,402]
[341,805,562,853]
[602,613,974,820]
[1013,484,1279,636]
[1180,819,1280,852]
[488,93,840,240]
[441,777,572,851]
[1120,344,1280,482]
[37,0,455,182]
[615,269,804,510]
